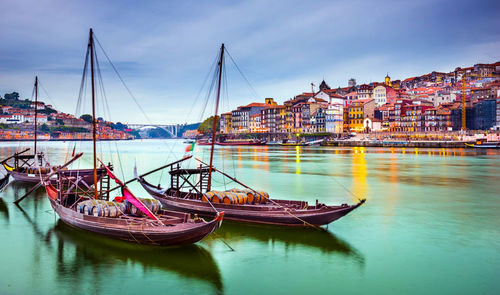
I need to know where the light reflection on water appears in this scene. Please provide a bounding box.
[1,140,500,294]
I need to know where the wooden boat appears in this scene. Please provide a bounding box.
[47,191,223,246]
[43,29,223,247]
[138,161,364,226]
[138,44,365,227]
[2,152,104,184]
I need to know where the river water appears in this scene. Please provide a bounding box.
[0,140,499,295]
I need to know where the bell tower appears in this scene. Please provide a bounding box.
[385,73,392,87]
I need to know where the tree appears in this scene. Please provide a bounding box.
[80,114,92,123]
[114,122,126,131]
[56,118,65,125]
[40,124,50,133]
[197,116,220,135]
[3,92,19,100]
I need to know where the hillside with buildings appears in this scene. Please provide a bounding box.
[0,95,134,141]
[218,61,500,136]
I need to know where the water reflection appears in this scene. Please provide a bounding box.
[351,148,368,202]
[52,222,223,293]
[0,198,9,223]
[8,182,224,294]
[214,222,364,266]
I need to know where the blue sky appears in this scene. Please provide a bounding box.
[1,0,499,124]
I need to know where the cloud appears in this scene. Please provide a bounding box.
[1,0,499,123]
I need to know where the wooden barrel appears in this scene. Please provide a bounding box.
[202,191,215,202]
[96,201,125,218]
[202,193,211,202]
[127,198,161,216]
[255,191,269,204]
[141,198,161,213]
[202,191,224,203]
[222,192,247,204]
[247,190,269,204]
[211,191,225,203]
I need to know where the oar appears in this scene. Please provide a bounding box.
[14,153,83,205]
[0,148,30,164]
[105,155,192,194]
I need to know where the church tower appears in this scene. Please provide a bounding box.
[384,74,392,87]
[319,80,331,91]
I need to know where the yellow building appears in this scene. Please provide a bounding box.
[220,112,232,134]
[347,99,375,131]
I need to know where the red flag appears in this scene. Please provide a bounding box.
[98,159,160,222]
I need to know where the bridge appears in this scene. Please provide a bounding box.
[127,124,184,138]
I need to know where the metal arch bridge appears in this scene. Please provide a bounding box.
[127,124,184,137]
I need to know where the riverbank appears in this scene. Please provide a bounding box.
[0,138,134,142]
[323,140,470,148]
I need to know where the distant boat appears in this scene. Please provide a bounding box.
[266,141,282,146]
[280,139,323,146]
[196,139,212,146]
[465,140,500,149]
[197,139,267,146]
[217,139,266,146]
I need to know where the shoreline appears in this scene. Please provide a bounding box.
[0,138,134,142]
[322,140,470,148]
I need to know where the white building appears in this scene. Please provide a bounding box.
[373,85,387,106]
[24,115,48,124]
[363,117,382,132]
[429,92,456,107]
[325,103,343,133]
[249,114,261,133]
[314,91,344,105]
[9,113,24,123]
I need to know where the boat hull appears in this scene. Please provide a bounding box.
[139,178,363,227]
[9,168,103,185]
[49,199,221,246]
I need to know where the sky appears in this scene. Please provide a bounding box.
[0,0,499,124]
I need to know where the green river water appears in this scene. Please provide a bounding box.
[0,140,499,295]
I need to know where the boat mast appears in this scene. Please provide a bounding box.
[89,28,98,198]
[34,76,38,156]
[207,43,224,191]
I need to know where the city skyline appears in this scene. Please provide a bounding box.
[1,0,499,124]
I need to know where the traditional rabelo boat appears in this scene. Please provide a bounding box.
[0,77,103,184]
[42,29,223,246]
[138,44,365,227]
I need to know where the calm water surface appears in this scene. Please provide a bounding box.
[0,140,499,294]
